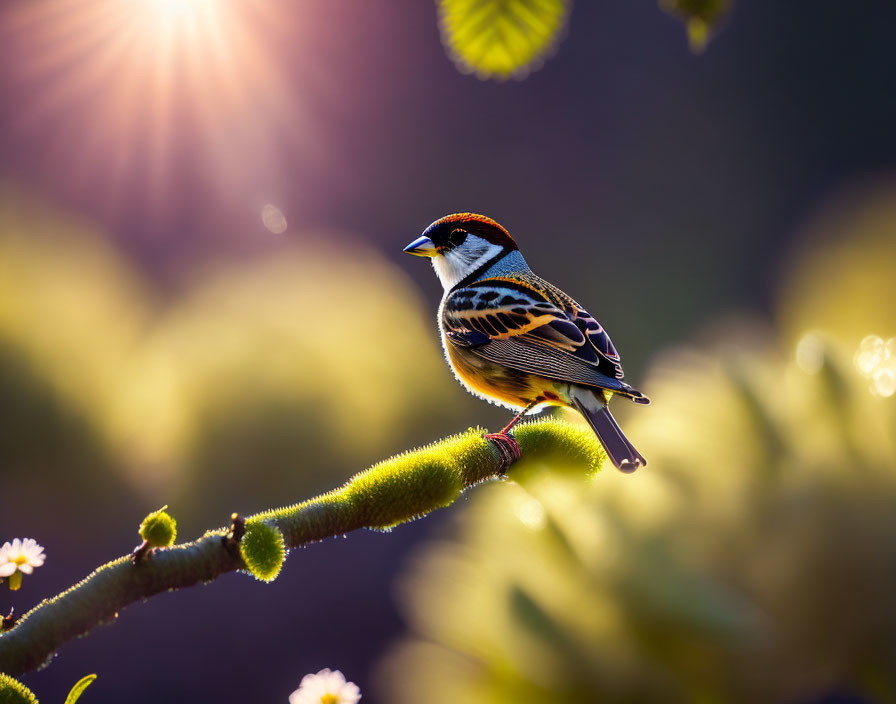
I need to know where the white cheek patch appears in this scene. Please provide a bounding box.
[431,255,467,289]
[432,238,505,290]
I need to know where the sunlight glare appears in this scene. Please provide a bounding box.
[134,0,213,19]
[4,0,317,218]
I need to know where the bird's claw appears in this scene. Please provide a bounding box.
[484,432,521,474]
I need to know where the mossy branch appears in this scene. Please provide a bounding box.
[0,419,604,676]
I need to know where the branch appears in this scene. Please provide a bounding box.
[0,419,604,676]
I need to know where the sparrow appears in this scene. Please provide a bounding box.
[404,213,649,472]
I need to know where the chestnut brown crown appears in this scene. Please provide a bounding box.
[421,213,518,253]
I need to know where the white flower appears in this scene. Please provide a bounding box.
[0,538,45,577]
[289,668,361,704]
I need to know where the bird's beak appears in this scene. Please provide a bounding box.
[403,235,438,257]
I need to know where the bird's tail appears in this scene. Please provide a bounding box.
[571,389,646,473]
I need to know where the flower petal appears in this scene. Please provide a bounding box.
[287,692,307,704]
[341,682,362,703]
[289,668,360,704]
[326,670,347,690]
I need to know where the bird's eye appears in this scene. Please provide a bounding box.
[449,229,467,247]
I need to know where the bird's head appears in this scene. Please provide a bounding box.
[404,213,519,290]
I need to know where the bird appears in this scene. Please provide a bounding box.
[404,212,649,472]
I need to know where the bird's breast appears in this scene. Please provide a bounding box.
[439,324,572,412]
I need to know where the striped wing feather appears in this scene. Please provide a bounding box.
[443,277,630,393]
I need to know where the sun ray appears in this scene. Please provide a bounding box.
[1,0,319,222]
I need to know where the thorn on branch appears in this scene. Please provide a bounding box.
[222,513,246,559]
[132,540,151,565]
[2,608,18,632]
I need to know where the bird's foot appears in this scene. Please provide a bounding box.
[484,432,521,475]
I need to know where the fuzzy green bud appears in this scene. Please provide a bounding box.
[0,673,38,704]
[138,506,177,548]
[239,521,285,582]
[513,418,606,478]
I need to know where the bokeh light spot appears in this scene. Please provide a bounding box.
[261,204,287,234]
[872,369,895,398]
[853,334,895,397]
[854,334,885,378]
[795,333,824,374]
[517,498,546,531]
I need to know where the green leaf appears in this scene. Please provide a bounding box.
[437,0,571,80]
[64,675,96,704]
[659,0,731,52]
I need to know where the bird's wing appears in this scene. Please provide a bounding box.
[443,277,633,394]
[532,274,623,374]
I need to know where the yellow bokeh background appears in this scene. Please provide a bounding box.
[0,188,464,531]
